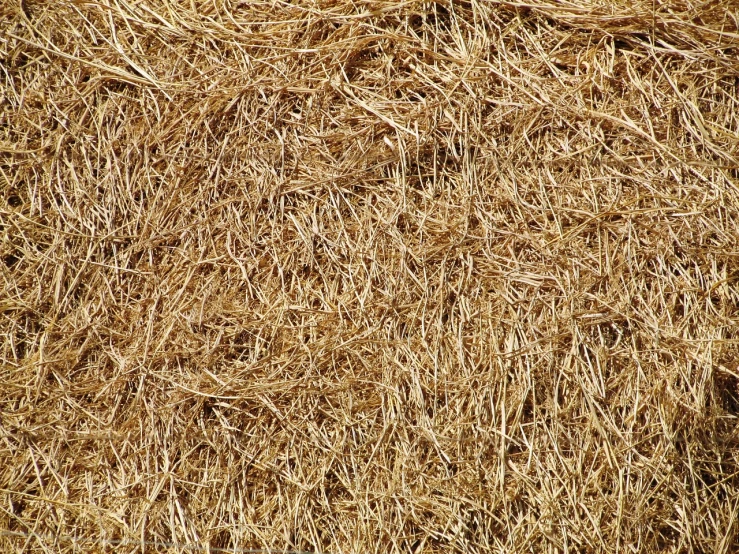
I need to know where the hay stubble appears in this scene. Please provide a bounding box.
[2,0,739,552]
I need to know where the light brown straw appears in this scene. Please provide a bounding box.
[2,0,739,552]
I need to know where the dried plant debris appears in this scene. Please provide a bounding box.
[2,0,739,552]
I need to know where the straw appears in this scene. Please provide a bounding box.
[2,0,739,552]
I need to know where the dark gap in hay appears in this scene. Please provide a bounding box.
[2,250,21,268]
[5,498,28,534]
[653,524,681,551]
[408,13,425,34]
[697,461,719,492]
[716,370,739,417]
[426,3,453,33]
[6,193,22,208]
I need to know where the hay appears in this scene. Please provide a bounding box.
[2,0,739,552]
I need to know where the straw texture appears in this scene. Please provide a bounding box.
[2,0,739,552]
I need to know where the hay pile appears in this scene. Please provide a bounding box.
[2,0,739,552]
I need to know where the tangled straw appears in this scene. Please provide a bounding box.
[2,0,739,552]
[1,530,323,554]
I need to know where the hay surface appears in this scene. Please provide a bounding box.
[2,1,739,552]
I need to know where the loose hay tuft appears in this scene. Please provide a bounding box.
[2,1,739,552]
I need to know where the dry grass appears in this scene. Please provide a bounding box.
[2,0,739,552]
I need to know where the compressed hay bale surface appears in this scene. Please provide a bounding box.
[2,0,739,552]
